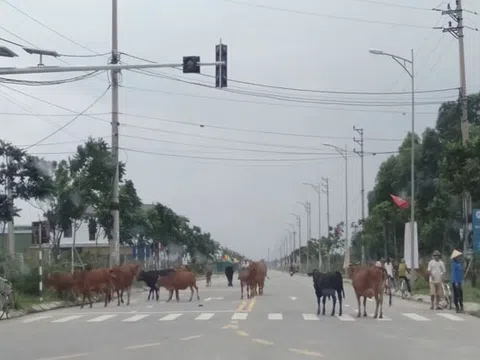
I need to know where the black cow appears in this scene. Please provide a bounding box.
[225,266,234,287]
[307,269,345,316]
[138,268,176,301]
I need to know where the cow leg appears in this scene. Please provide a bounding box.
[373,294,379,319]
[155,288,159,301]
[80,293,86,309]
[316,293,321,315]
[378,289,384,319]
[189,286,194,302]
[240,283,244,299]
[337,289,343,316]
[116,289,122,306]
[321,296,326,315]
[363,297,367,317]
[120,290,125,304]
[331,295,337,316]
[356,294,361,317]
[175,289,180,302]
[167,290,173,302]
[88,293,94,308]
[104,290,109,307]
[195,284,200,300]
[126,286,132,306]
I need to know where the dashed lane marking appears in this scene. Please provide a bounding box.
[289,348,323,357]
[232,312,248,320]
[124,342,163,350]
[87,315,117,322]
[236,330,249,337]
[159,313,183,321]
[195,313,215,320]
[51,315,84,323]
[437,313,464,321]
[247,297,257,312]
[338,314,355,322]
[36,353,89,360]
[122,315,149,322]
[252,338,274,345]
[236,300,247,312]
[268,313,283,320]
[180,335,203,341]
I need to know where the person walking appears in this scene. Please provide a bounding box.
[398,258,412,296]
[427,250,446,310]
[450,249,464,313]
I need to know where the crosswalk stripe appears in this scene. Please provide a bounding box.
[268,313,283,320]
[87,315,117,322]
[22,315,52,323]
[123,315,149,322]
[402,313,430,321]
[377,316,392,321]
[195,313,215,320]
[232,312,248,320]
[437,313,464,321]
[302,314,319,321]
[338,314,355,321]
[51,315,84,323]
[159,313,182,321]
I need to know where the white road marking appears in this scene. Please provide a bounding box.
[36,353,89,360]
[253,338,274,345]
[180,335,203,341]
[122,315,149,322]
[87,315,117,322]
[23,315,52,323]
[344,304,350,307]
[268,313,283,320]
[377,316,392,321]
[302,314,319,321]
[195,313,215,320]
[289,348,323,357]
[231,312,248,320]
[51,315,84,323]
[338,314,355,321]
[402,313,430,321]
[437,313,464,321]
[125,342,162,350]
[204,297,224,301]
[289,296,297,300]
[159,313,183,321]
[147,305,153,308]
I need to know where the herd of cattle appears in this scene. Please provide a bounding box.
[45,260,269,309]
[46,261,390,319]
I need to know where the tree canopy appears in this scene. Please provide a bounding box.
[353,92,480,261]
[1,137,242,263]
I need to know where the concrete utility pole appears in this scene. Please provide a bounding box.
[353,126,366,265]
[302,182,323,270]
[297,201,311,271]
[110,0,121,267]
[6,156,14,255]
[437,0,471,254]
[290,213,302,269]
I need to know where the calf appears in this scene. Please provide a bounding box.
[75,268,114,309]
[307,270,344,316]
[238,268,251,299]
[351,266,387,319]
[45,272,77,299]
[109,263,141,306]
[156,271,200,302]
[138,268,176,301]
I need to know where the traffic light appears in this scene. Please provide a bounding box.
[215,43,227,88]
[32,221,50,244]
[182,56,200,74]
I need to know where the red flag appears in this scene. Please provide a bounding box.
[390,194,410,209]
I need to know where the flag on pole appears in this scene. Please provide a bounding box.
[390,194,410,209]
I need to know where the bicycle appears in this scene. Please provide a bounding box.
[399,277,408,299]
[0,287,14,320]
[440,282,452,310]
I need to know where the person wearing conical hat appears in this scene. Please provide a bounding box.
[450,249,464,313]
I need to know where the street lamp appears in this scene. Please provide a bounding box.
[287,223,297,264]
[303,182,322,270]
[297,201,311,271]
[290,213,302,270]
[369,48,415,273]
[322,143,349,268]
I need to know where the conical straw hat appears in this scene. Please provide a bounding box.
[451,249,462,259]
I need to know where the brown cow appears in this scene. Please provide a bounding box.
[238,268,251,299]
[45,272,81,299]
[75,268,114,309]
[351,266,387,319]
[109,263,141,306]
[248,261,267,296]
[156,270,200,302]
[206,270,212,287]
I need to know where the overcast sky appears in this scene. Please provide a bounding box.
[1,0,479,259]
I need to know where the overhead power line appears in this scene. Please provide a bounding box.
[221,0,434,29]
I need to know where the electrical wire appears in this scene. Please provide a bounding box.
[0,71,104,86]
[221,0,434,28]
[22,85,111,150]
[335,0,434,11]
[120,112,404,141]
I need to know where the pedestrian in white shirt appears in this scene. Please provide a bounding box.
[384,258,395,291]
[427,250,446,310]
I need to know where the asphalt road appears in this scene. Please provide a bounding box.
[0,270,479,359]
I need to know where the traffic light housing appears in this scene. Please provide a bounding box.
[32,221,50,244]
[215,43,227,88]
[182,56,200,74]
